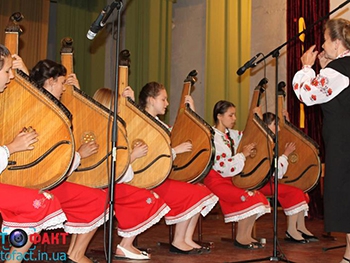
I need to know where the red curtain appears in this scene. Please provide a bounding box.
[286,0,330,219]
[286,0,329,162]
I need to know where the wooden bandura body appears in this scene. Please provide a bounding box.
[232,78,275,190]
[0,16,75,190]
[277,82,321,192]
[169,70,215,183]
[60,37,130,188]
[117,50,172,189]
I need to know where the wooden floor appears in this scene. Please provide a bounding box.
[36,206,347,263]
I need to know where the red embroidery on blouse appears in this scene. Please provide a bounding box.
[221,153,226,158]
[310,74,331,97]
[311,79,319,86]
[216,155,220,160]
[293,83,299,90]
[310,94,317,101]
[304,84,311,91]
[219,161,225,167]
[230,167,235,172]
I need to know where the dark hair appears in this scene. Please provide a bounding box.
[138,81,165,110]
[262,112,279,125]
[0,44,11,71]
[212,100,235,125]
[29,59,67,88]
[325,18,350,50]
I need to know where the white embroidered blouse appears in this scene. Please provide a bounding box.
[212,127,246,177]
[212,127,289,179]
[292,53,350,106]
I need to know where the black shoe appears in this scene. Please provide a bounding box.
[297,230,319,242]
[234,240,263,249]
[251,241,264,248]
[169,244,202,255]
[199,246,211,254]
[285,231,308,244]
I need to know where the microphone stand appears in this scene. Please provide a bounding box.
[227,1,350,262]
[106,1,123,263]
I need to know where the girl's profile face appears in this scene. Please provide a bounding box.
[149,88,169,116]
[0,56,14,93]
[44,76,66,100]
[268,120,280,134]
[217,106,236,129]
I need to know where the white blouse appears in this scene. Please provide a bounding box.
[212,128,246,178]
[276,154,289,180]
[211,128,289,180]
[118,165,134,183]
[292,55,350,106]
[0,148,81,177]
[155,116,177,160]
[68,152,81,176]
[0,147,8,174]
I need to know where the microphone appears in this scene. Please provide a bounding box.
[100,0,122,27]
[236,54,260,76]
[86,6,108,40]
[10,12,24,23]
[86,1,123,40]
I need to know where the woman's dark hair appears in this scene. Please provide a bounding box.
[29,59,66,88]
[212,100,235,125]
[0,44,11,71]
[325,18,350,50]
[138,81,165,110]
[262,112,278,125]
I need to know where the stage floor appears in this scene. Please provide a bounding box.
[37,206,346,263]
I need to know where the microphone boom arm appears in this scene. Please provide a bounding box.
[254,0,350,65]
[100,0,123,27]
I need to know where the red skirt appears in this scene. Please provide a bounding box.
[153,179,219,225]
[50,182,108,234]
[259,180,309,216]
[203,170,270,223]
[111,183,170,237]
[0,183,66,235]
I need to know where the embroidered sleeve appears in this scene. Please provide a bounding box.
[276,154,289,179]
[171,148,177,160]
[117,165,134,183]
[292,66,349,106]
[0,147,9,174]
[155,117,176,160]
[67,152,81,176]
[212,130,245,177]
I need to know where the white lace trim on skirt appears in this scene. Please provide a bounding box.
[284,202,309,217]
[224,204,271,223]
[1,209,67,235]
[117,204,171,238]
[64,208,110,234]
[165,193,219,225]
